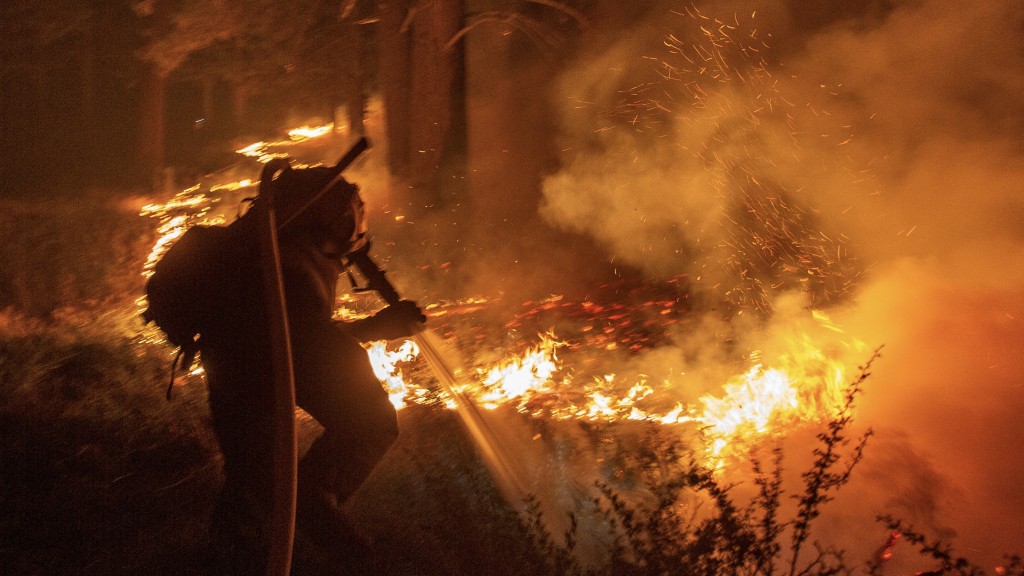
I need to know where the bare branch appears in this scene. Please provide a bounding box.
[446,11,563,51]
[526,0,588,29]
[339,0,358,20]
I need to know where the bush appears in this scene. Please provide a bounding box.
[870,518,1024,576]
[524,350,880,576]
[521,346,1024,576]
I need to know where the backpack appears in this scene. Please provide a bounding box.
[143,222,249,398]
[143,144,367,398]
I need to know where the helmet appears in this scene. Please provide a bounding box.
[258,161,368,257]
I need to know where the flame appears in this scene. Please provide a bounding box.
[140,194,232,277]
[365,339,420,409]
[236,123,335,164]
[699,364,800,461]
[287,124,334,140]
[478,332,562,407]
[222,303,860,472]
[695,326,861,468]
[139,123,338,278]
[209,179,254,193]
[371,312,862,472]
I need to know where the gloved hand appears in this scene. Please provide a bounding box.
[347,300,426,342]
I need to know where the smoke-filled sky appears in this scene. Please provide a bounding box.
[534,0,1024,568]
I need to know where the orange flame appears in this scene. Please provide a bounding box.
[365,339,420,409]
[236,123,335,164]
[696,326,861,468]
[478,333,563,409]
[356,317,861,471]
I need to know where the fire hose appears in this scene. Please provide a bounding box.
[255,160,297,576]
[258,138,369,576]
[346,246,530,504]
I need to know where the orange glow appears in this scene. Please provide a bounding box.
[696,323,860,468]
[478,332,562,408]
[356,315,861,470]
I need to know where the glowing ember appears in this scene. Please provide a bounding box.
[876,531,901,563]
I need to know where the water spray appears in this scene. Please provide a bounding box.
[346,244,531,505]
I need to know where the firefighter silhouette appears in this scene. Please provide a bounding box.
[198,165,425,570]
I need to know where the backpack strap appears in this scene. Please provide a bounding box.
[165,340,199,400]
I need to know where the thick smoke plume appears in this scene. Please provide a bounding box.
[535,0,1024,568]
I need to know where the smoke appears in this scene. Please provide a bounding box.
[756,5,1024,566]
[534,0,1024,568]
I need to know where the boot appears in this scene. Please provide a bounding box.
[296,440,372,559]
[208,485,270,575]
[295,483,373,566]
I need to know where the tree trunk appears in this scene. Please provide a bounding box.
[79,14,98,161]
[340,15,367,137]
[201,74,216,127]
[440,0,467,204]
[335,1,372,138]
[140,64,168,191]
[230,79,249,137]
[32,42,49,164]
[377,0,413,179]
[408,0,464,196]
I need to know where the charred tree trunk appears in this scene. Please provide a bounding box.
[377,0,413,179]
[377,0,466,207]
[201,75,216,127]
[339,6,370,137]
[230,80,249,137]
[79,16,98,164]
[409,0,464,195]
[140,64,168,191]
[32,42,49,165]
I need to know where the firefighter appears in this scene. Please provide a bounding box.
[199,165,425,571]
